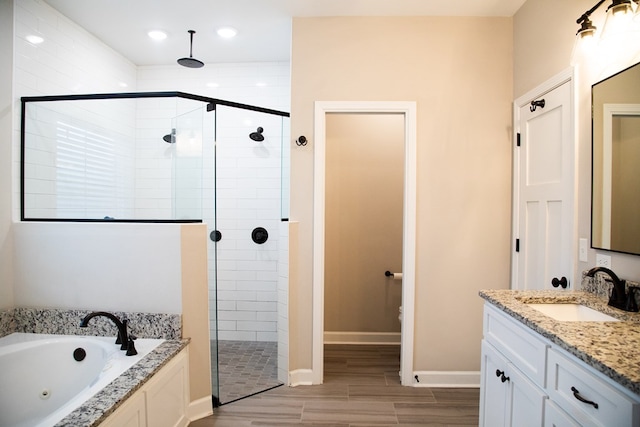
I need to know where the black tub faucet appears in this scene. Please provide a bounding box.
[586,267,639,312]
[80,311,137,354]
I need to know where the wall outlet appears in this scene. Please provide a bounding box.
[579,238,588,262]
[596,254,611,268]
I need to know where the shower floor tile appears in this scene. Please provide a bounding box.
[216,340,282,404]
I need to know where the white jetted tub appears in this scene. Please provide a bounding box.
[0,333,163,427]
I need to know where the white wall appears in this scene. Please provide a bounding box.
[13,222,182,312]
[10,0,186,312]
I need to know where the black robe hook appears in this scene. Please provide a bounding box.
[530,99,545,112]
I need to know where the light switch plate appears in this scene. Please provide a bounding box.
[596,254,611,268]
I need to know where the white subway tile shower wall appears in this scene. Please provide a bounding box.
[137,62,290,342]
[14,0,290,342]
[14,0,137,220]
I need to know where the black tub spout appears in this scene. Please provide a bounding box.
[80,311,130,351]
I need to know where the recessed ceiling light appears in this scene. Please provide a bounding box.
[148,30,167,41]
[206,82,219,88]
[26,35,44,44]
[256,82,267,87]
[217,27,238,39]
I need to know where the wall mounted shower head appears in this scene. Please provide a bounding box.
[249,127,264,141]
[177,30,204,68]
[163,128,176,143]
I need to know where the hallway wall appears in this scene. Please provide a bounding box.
[290,16,513,374]
[324,113,404,340]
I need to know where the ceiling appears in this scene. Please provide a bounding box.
[44,0,526,66]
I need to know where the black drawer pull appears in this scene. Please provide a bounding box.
[571,386,599,409]
[495,369,503,378]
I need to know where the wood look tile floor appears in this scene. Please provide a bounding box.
[190,344,479,426]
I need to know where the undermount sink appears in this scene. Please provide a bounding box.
[527,303,620,322]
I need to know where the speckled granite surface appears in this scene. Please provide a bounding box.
[0,309,14,337]
[479,289,640,396]
[54,339,189,427]
[1,308,181,340]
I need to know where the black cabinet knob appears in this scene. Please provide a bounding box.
[552,277,568,289]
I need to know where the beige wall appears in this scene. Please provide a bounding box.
[0,0,14,310]
[325,113,404,335]
[180,224,212,409]
[514,0,640,281]
[291,16,513,373]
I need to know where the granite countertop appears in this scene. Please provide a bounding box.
[479,289,640,396]
[55,338,190,427]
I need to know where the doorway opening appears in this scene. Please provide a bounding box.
[312,101,417,386]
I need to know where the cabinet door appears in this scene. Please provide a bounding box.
[508,362,547,427]
[145,349,189,427]
[99,390,146,427]
[480,340,510,427]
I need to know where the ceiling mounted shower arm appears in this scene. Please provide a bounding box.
[188,30,195,57]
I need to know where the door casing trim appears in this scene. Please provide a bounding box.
[312,101,417,385]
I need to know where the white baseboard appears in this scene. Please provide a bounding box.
[324,331,401,345]
[188,396,213,421]
[412,371,481,388]
[289,369,314,387]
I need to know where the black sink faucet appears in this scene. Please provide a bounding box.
[586,267,638,312]
[80,311,137,354]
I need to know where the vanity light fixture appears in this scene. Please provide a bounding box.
[575,0,636,38]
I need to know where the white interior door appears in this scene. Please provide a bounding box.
[512,71,575,291]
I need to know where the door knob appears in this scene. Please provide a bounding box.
[552,277,568,289]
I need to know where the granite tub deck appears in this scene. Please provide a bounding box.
[479,289,640,396]
[55,338,189,427]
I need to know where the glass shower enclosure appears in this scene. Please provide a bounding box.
[21,92,290,406]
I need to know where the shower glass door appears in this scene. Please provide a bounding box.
[170,103,205,220]
[210,104,287,404]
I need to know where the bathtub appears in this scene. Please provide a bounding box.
[0,333,164,427]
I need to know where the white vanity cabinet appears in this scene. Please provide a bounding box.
[480,304,549,426]
[100,346,190,427]
[481,302,640,427]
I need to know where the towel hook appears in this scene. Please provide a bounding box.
[530,99,545,112]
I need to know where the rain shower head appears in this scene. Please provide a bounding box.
[249,127,264,141]
[177,30,204,68]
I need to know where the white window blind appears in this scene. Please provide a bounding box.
[56,121,117,218]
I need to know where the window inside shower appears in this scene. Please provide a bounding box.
[21,93,208,222]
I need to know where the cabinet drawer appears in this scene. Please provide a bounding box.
[483,304,549,387]
[544,399,580,427]
[547,348,640,427]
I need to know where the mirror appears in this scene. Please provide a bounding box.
[592,61,640,255]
